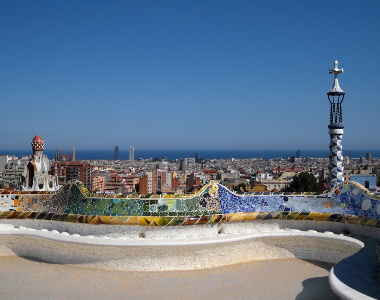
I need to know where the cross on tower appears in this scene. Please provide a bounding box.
[329,60,343,77]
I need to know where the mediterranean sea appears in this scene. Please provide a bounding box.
[1,150,379,161]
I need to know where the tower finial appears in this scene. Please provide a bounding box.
[328,60,344,94]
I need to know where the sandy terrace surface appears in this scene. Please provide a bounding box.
[0,256,338,300]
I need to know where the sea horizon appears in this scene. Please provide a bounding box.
[1,149,379,161]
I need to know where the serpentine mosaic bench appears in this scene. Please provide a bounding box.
[0,180,379,228]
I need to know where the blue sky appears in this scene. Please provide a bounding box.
[1,0,380,151]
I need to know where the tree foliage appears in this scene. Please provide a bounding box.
[232,183,247,192]
[282,172,319,193]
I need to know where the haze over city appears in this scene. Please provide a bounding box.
[1,1,380,151]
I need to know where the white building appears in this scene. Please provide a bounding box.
[19,135,59,192]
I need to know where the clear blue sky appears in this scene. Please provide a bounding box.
[1,0,380,151]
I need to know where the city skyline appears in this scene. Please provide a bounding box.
[1,1,380,151]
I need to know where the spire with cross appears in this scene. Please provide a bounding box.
[326,60,345,189]
[327,60,345,124]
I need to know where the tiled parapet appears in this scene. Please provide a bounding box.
[2,209,379,230]
[0,180,379,227]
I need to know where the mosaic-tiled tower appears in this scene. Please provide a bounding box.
[327,60,345,189]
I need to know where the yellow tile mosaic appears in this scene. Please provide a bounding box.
[208,214,223,224]
[139,217,156,226]
[365,219,378,227]
[6,211,22,219]
[122,216,139,226]
[63,214,80,222]
[348,215,361,224]
[314,213,332,221]
[246,212,260,221]
[304,212,321,221]
[17,211,32,219]
[0,211,12,219]
[357,217,371,226]
[294,212,310,220]
[151,217,172,226]
[105,216,130,225]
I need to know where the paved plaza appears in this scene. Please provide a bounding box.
[0,256,338,300]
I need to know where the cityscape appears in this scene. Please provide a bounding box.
[2,140,379,197]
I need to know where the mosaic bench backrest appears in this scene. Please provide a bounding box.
[0,181,379,227]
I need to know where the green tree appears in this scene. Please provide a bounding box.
[232,182,247,192]
[282,172,319,193]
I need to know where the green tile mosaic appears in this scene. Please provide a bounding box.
[285,212,300,220]
[26,211,40,219]
[294,212,310,220]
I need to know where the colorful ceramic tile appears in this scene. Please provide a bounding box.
[86,216,110,225]
[51,213,62,221]
[326,214,343,222]
[264,211,281,220]
[43,213,55,220]
[374,220,380,228]
[64,214,80,222]
[314,213,332,221]
[226,213,243,223]
[97,216,114,224]
[304,212,321,221]
[348,215,361,224]
[280,211,290,219]
[151,217,172,226]
[123,216,139,225]
[285,212,301,220]
[0,211,12,219]
[35,212,49,220]
[238,212,253,222]
[26,211,40,219]
[139,217,156,226]
[182,216,200,226]
[5,211,22,219]
[365,219,379,227]
[196,215,212,225]
[17,211,32,219]
[255,211,268,220]
[357,217,371,226]
[208,214,224,224]
[105,216,130,225]
[167,217,186,226]
[246,212,260,221]
[75,215,90,224]
[294,212,310,220]
[57,213,69,221]
[335,214,348,223]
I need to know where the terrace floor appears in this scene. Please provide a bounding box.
[0,256,338,300]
